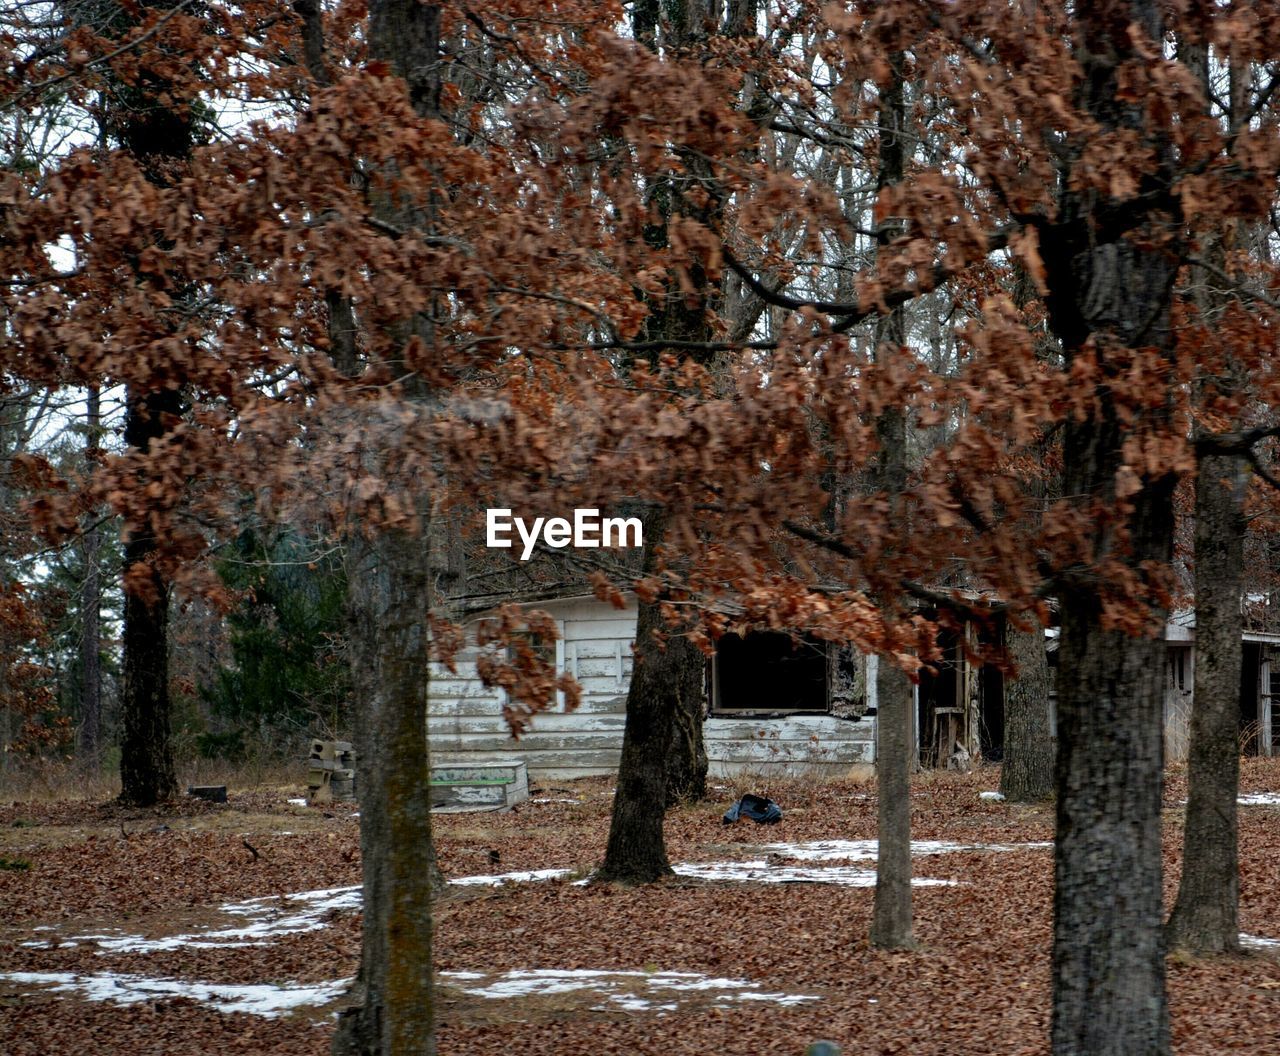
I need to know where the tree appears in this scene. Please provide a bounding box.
[998,618,1054,802]
[868,51,915,952]
[1166,39,1273,957]
[78,387,104,764]
[600,4,1280,1050]
[597,511,685,884]
[82,0,205,806]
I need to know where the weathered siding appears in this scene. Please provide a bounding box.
[428,594,878,779]
[429,596,634,779]
[705,715,875,776]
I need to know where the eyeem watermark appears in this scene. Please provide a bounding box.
[486,508,643,561]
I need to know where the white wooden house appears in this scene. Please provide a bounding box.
[1161,609,1280,760]
[429,591,1280,778]
[428,593,877,779]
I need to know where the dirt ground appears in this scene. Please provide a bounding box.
[2,761,1279,1055]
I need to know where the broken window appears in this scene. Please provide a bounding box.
[711,631,830,714]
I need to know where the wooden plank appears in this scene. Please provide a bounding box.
[563,601,637,627]
[572,657,617,678]
[432,693,623,718]
[574,674,632,696]
[703,716,874,742]
[429,730,626,754]
[428,696,505,718]
[561,639,619,660]
[429,713,627,735]
[706,739,874,764]
[433,748,623,769]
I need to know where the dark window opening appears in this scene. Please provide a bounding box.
[713,631,829,714]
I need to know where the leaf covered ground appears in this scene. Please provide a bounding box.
[3,761,1280,1055]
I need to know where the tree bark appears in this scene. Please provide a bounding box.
[868,51,914,951]
[871,652,915,947]
[88,0,195,807]
[1166,453,1244,954]
[333,529,440,1056]
[1053,568,1171,1056]
[598,514,679,884]
[79,386,103,766]
[664,635,709,804]
[329,4,443,1053]
[1165,41,1247,957]
[118,389,181,806]
[999,620,1054,802]
[615,0,722,812]
[1044,6,1177,1050]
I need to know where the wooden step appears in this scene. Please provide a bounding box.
[430,761,528,812]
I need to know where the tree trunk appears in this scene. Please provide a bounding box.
[79,386,103,766]
[664,638,709,805]
[868,52,914,951]
[999,620,1054,802]
[1164,40,1247,956]
[1041,5,1177,1052]
[87,0,195,807]
[871,652,915,947]
[1166,453,1244,954]
[333,530,440,1056]
[118,389,180,806]
[330,4,443,1053]
[1053,573,1171,1055]
[598,515,678,884]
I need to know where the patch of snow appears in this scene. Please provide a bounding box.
[451,868,575,886]
[979,791,1006,801]
[1241,934,1280,949]
[56,886,363,955]
[0,971,351,1017]
[1238,793,1280,806]
[286,798,308,806]
[529,798,582,804]
[752,838,1051,862]
[448,840,1050,891]
[671,860,954,887]
[439,968,819,1009]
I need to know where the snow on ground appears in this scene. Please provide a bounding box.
[670,860,952,886]
[25,886,363,954]
[0,967,821,1018]
[1241,934,1280,950]
[439,968,821,1011]
[449,839,1051,888]
[451,868,578,886]
[1238,793,1280,806]
[22,840,1054,956]
[0,971,351,1017]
